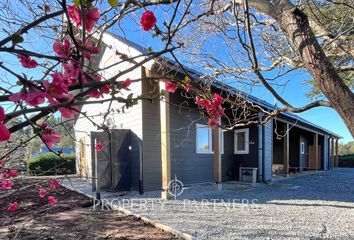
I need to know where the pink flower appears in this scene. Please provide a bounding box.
[27,89,46,106]
[63,60,81,85]
[67,6,100,32]
[53,39,71,58]
[166,82,178,93]
[59,105,80,119]
[44,74,69,100]
[195,97,211,108]
[39,188,47,198]
[1,178,14,190]
[0,106,10,141]
[81,41,100,60]
[49,179,61,189]
[88,74,110,98]
[40,124,61,148]
[208,118,220,128]
[95,142,104,152]
[120,79,132,91]
[9,170,17,178]
[0,160,3,167]
[85,8,100,32]
[0,124,10,141]
[9,89,45,106]
[7,202,17,212]
[212,93,223,108]
[0,106,5,122]
[140,10,156,31]
[184,83,192,92]
[19,55,38,68]
[48,196,58,205]
[67,5,81,26]
[9,92,25,103]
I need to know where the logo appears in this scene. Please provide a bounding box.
[167,175,184,199]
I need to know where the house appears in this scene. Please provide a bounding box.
[74,32,341,197]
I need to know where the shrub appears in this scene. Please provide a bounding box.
[28,153,76,175]
[338,154,354,168]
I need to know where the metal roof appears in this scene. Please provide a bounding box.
[107,33,341,138]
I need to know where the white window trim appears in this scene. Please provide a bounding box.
[196,124,224,154]
[234,128,249,154]
[301,142,305,154]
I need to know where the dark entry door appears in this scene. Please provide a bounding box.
[299,136,308,171]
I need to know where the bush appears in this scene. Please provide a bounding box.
[28,153,76,175]
[338,154,354,168]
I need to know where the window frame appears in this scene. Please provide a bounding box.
[234,128,249,154]
[196,124,224,154]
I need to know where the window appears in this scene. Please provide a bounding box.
[301,142,305,154]
[234,128,249,154]
[196,124,224,154]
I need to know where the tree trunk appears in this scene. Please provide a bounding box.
[247,0,354,137]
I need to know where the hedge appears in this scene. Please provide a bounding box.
[28,153,76,175]
[338,154,354,168]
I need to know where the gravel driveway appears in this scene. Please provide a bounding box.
[63,168,354,240]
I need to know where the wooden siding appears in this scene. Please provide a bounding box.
[74,36,143,183]
[168,92,258,185]
[141,72,162,191]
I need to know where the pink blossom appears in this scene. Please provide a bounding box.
[40,124,61,148]
[0,124,11,141]
[140,10,157,31]
[82,41,100,60]
[0,106,5,122]
[88,84,110,99]
[53,39,71,58]
[0,160,3,167]
[39,188,47,198]
[166,82,177,93]
[1,178,14,190]
[63,60,81,85]
[48,196,58,205]
[85,8,100,32]
[59,105,80,119]
[44,74,69,100]
[195,97,211,108]
[7,202,17,212]
[120,79,132,91]
[0,106,10,141]
[184,83,192,92]
[9,92,25,103]
[9,89,45,106]
[67,6,100,32]
[212,93,223,108]
[208,118,220,128]
[88,74,110,98]
[67,6,81,26]
[95,142,104,152]
[27,88,46,106]
[19,55,38,68]
[49,179,61,189]
[9,169,17,178]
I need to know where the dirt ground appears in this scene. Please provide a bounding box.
[0,176,178,240]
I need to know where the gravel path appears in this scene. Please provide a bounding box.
[63,168,354,240]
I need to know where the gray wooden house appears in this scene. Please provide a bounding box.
[74,33,341,196]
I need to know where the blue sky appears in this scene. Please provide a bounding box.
[0,2,352,143]
[116,15,353,143]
